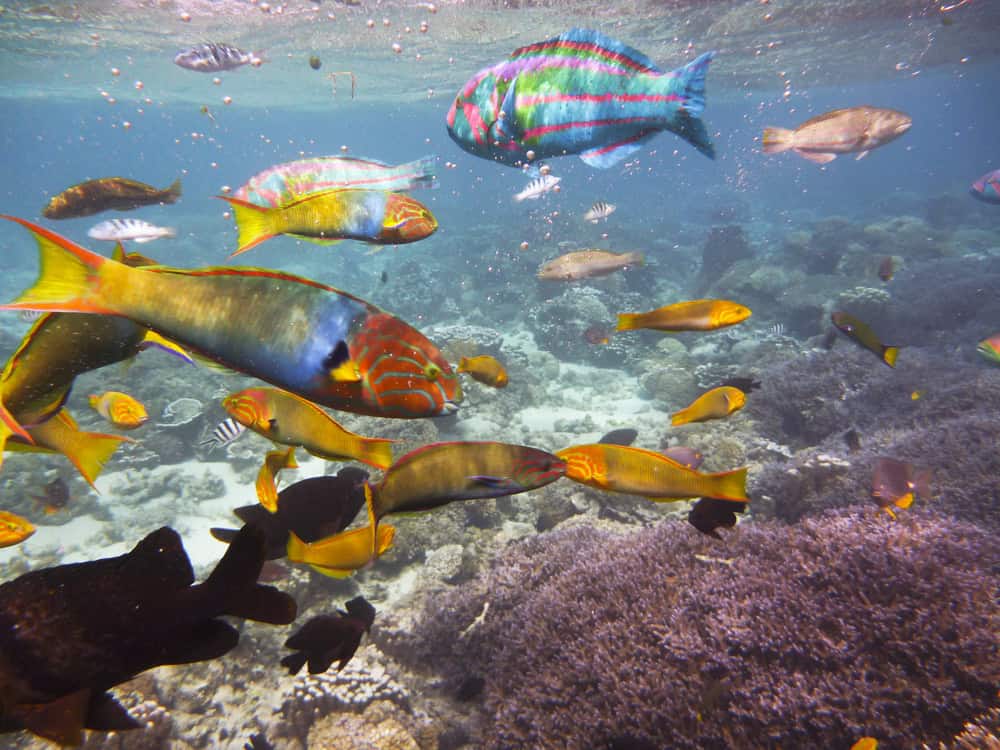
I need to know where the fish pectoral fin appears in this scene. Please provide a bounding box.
[580,135,648,169]
[795,149,837,165]
[469,474,517,490]
[650,495,698,503]
[84,691,143,731]
[14,689,92,746]
[139,330,194,364]
[855,150,870,160]
[495,74,522,141]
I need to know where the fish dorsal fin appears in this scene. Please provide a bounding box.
[509,28,662,74]
[15,690,91,746]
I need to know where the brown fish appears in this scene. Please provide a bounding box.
[537,249,643,281]
[877,256,896,282]
[281,595,376,675]
[42,177,182,219]
[457,355,508,388]
[688,497,747,539]
[30,477,70,515]
[830,311,899,367]
[762,106,912,165]
[871,457,931,518]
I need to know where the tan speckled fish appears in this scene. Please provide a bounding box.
[537,249,643,281]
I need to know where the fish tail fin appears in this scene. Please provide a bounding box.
[882,346,899,368]
[0,216,120,315]
[0,399,33,457]
[709,466,749,502]
[359,438,395,470]
[201,524,298,625]
[407,154,438,189]
[616,313,642,332]
[217,196,279,256]
[166,178,182,202]
[762,127,795,154]
[672,51,715,159]
[27,409,129,490]
[670,409,692,427]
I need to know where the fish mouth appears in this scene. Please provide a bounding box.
[896,121,913,134]
[439,401,461,416]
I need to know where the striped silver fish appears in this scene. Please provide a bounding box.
[200,418,247,452]
[88,219,176,244]
[583,200,616,223]
[174,43,263,73]
[19,310,45,323]
[513,174,561,202]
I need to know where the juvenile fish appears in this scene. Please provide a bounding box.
[762,106,912,165]
[871,457,931,519]
[583,201,616,223]
[174,43,263,72]
[88,390,149,429]
[537,249,643,281]
[200,417,247,452]
[976,332,1000,364]
[88,218,176,244]
[281,596,376,675]
[513,175,561,202]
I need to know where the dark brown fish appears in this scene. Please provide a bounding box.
[583,324,612,345]
[718,376,761,394]
[843,429,862,453]
[42,177,182,219]
[871,457,931,519]
[598,428,638,446]
[210,468,369,559]
[31,477,70,514]
[0,525,296,746]
[688,497,747,539]
[877,256,895,282]
[280,595,376,675]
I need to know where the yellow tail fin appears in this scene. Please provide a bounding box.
[882,346,899,368]
[217,196,279,256]
[359,438,394,471]
[616,313,641,332]
[28,409,130,490]
[709,466,749,503]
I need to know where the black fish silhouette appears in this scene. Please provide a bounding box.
[281,596,377,675]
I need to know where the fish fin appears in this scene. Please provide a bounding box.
[761,127,794,154]
[307,563,356,579]
[256,446,298,512]
[510,29,662,74]
[356,438,394,471]
[855,150,869,161]
[84,691,143,732]
[166,178,182,201]
[882,346,899,368]
[911,469,933,498]
[651,495,698,503]
[198,524,298,625]
[616,313,643,332]
[111,242,126,262]
[580,136,647,168]
[470,474,517,490]
[0,400,33,460]
[0,216,120,315]
[15,689,91,746]
[27,409,130,490]
[138,330,194,364]
[209,526,240,544]
[795,149,837,165]
[405,154,438,189]
[709,466,750,503]
[286,233,344,246]
[496,75,522,142]
[217,196,279,256]
[670,409,692,426]
[280,651,310,675]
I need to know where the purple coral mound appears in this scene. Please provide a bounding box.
[411,513,1000,750]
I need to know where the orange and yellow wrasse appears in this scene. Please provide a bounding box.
[42,177,181,219]
[256,446,299,512]
[871,457,931,519]
[0,217,460,419]
[831,311,899,367]
[223,387,394,470]
[88,391,149,430]
[219,188,437,256]
[457,355,509,388]
[671,386,746,426]
[976,332,1000,364]
[0,510,35,548]
[850,738,878,750]
[556,443,749,503]
[616,299,751,333]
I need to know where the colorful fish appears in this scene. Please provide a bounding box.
[223,387,393,471]
[537,249,643,281]
[88,391,149,430]
[220,189,437,256]
[174,42,263,72]
[281,596,377,675]
[977,332,1000,363]
[671,386,746,426]
[970,169,1000,204]
[446,29,715,168]
[617,299,751,333]
[43,177,181,219]
[456,355,509,388]
[256,446,299,512]
[850,738,878,750]
[556,443,749,503]
[234,155,437,208]
[871,457,931,519]
[830,311,899,367]
[762,106,912,165]
[0,217,461,420]
[0,509,34,548]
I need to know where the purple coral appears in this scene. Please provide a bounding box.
[407,512,1000,749]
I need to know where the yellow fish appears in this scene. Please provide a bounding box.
[0,510,35,548]
[556,443,749,503]
[671,386,746,426]
[850,739,878,750]
[457,355,509,388]
[88,391,148,430]
[617,299,751,333]
[255,446,298,512]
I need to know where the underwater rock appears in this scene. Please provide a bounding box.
[524,286,636,367]
[425,323,505,359]
[693,224,754,296]
[423,543,470,584]
[832,284,892,324]
[862,215,951,261]
[306,701,420,750]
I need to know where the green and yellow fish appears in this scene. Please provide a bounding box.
[831,311,898,367]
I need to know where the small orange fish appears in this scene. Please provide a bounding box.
[850,738,878,750]
[88,391,149,429]
[617,299,751,333]
[457,355,508,388]
[256,446,299,512]
[671,386,746,426]
[0,510,35,548]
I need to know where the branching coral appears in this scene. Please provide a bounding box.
[407,513,1000,750]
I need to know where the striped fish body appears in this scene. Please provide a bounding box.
[201,418,246,450]
[43,178,181,219]
[1,218,460,419]
[88,219,176,244]
[235,155,437,208]
[447,28,715,168]
[371,441,566,519]
[174,43,260,72]
[556,443,749,503]
[970,169,1000,204]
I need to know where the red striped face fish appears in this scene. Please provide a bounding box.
[0,217,462,419]
[446,28,715,168]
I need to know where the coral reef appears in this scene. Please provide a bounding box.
[406,513,1000,750]
[693,224,754,295]
[929,707,1000,750]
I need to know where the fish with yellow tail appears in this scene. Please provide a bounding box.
[671,386,746,426]
[457,355,509,388]
[0,217,460,419]
[218,188,437,256]
[256,446,299,512]
[617,299,751,333]
[762,106,911,165]
[0,510,34,548]
[830,311,899,367]
[286,487,395,578]
[871,457,931,519]
[555,443,749,503]
[88,391,149,430]
[223,387,394,470]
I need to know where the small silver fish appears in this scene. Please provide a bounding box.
[19,310,45,323]
[199,418,247,452]
[174,43,263,73]
[583,200,616,223]
[88,218,176,244]
[513,174,561,202]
